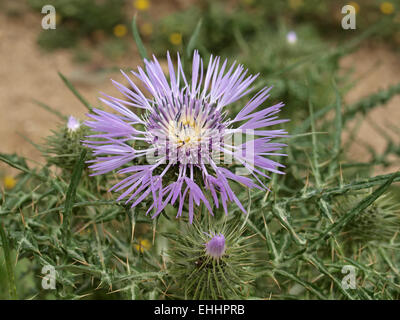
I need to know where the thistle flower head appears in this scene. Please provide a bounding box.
[205,232,226,259]
[84,51,288,222]
[165,216,254,299]
[44,116,88,171]
[67,115,81,132]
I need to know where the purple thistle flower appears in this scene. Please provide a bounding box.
[67,115,80,132]
[83,51,288,223]
[205,232,226,259]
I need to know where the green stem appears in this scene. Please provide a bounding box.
[0,224,17,300]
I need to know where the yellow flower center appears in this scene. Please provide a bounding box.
[168,115,203,148]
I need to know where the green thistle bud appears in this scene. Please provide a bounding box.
[43,116,89,172]
[164,216,255,299]
[334,192,400,244]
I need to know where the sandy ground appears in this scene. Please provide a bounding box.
[0,7,146,176]
[340,45,400,173]
[1,4,399,178]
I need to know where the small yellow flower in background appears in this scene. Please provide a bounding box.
[380,2,394,15]
[134,0,150,11]
[134,238,151,253]
[289,0,303,10]
[3,176,16,190]
[141,23,153,36]
[348,2,360,14]
[113,24,127,38]
[169,32,182,46]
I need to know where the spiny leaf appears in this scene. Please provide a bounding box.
[272,205,306,246]
[63,150,87,240]
[0,154,46,181]
[58,72,92,111]
[131,16,148,61]
[274,269,327,300]
[312,171,400,247]
[186,19,203,59]
[0,224,17,299]
[32,99,67,121]
[343,82,400,123]
[304,255,355,300]
[308,98,321,187]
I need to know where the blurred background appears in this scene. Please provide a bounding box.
[1,0,400,184]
